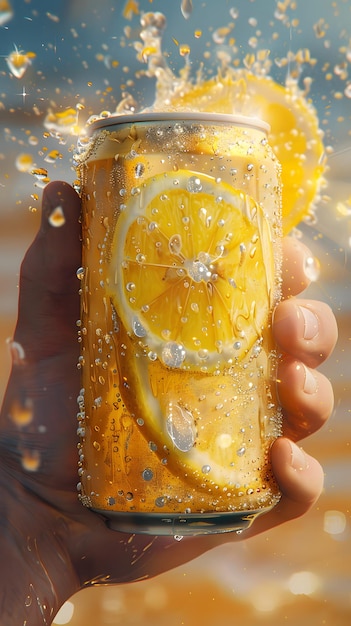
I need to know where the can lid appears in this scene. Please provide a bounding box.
[87,111,270,134]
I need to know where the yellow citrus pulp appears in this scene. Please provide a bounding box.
[163,70,325,234]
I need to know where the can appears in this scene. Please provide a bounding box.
[76,112,282,536]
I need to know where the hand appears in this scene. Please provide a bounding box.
[0,182,337,625]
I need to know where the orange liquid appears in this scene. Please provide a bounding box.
[77,115,282,534]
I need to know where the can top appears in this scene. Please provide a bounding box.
[87,111,270,134]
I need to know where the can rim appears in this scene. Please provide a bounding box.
[87,111,270,134]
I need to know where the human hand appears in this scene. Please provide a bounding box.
[0,182,337,625]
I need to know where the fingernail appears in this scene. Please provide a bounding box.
[303,364,318,394]
[299,305,319,340]
[290,441,309,472]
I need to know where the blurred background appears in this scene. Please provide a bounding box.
[0,0,350,624]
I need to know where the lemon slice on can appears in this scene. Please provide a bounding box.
[166,71,325,234]
[112,170,274,369]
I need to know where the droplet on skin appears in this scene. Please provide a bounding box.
[304,255,320,282]
[21,449,41,472]
[48,205,66,227]
[7,339,26,364]
[10,398,33,426]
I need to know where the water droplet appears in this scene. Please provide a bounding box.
[9,397,33,426]
[161,341,186,367]
[48,205,65,227]
[142,468,154,481]
[155,496,166,508]
[132,316,147,337]
[126,281,136,292]
[136,253,146,263]
[185,259,212,283]
[237,446,246,457]
[76,267,85,281]
[180,0,192,19]
[169,233,182,255]
[6,47,35,78]
[166,403,196,452]
[202,465,211,474]
[187,176,203,193]
[15,152,34,173]
[22,449,41,472]
[7,339,26,364]
[135,163,145,178]
[126,492,134,501]
[304,255,320,282]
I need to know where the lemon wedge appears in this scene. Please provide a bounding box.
[165,70,325,234]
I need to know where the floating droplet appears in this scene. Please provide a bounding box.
[15,152,34,173]
[6,48,35,79]
[76,267,85,280]
[180,0,192,19]
[166,403,196,452]
[0,0,13,26]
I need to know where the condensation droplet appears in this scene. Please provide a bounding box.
[76,267,85,280]
[132,316,147,337]
[142,468,154,481]
[187,176,203,193]
[161,341,186,367]
[237,446,246,457]
[166,403,196,452]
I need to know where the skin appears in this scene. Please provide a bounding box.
[0,181,337,625]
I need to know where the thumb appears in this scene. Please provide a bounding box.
[14,181,81,362]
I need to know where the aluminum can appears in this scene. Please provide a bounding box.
[76,112,282,535]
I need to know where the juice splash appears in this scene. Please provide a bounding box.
[131,11,326,235]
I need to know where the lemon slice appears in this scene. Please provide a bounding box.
[165,70,325,234]
[112,170,274,369]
